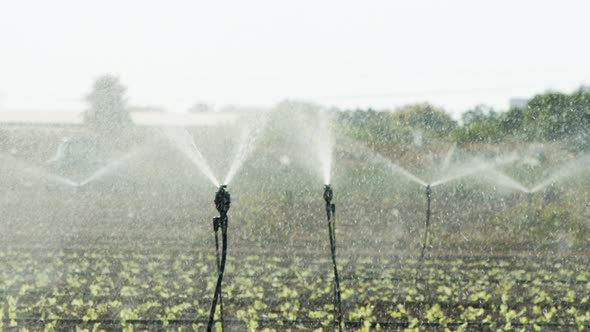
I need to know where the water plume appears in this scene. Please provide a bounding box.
[529,155,590,193]
[316,109,333,185]
[223,112,270,185]
[483,169,531,193]
[430,154,517,187]
[385,161,428,187]
[163,127,220,187]
[352,146,427,187]
[78,147,151,186]
[277,101,334,184]
[0,153,78,187]
[482,154,589,193]
[350,142,518,188]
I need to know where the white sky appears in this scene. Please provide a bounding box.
[1,0,589,117]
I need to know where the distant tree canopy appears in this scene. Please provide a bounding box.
[83,75,132,135]
[451,87,590,149]
[340,103,457,148]
[341,87,590,151]
[524,88,590,144]
[451,105,505,144]
[338,108,394,147]
[391,103,457,142]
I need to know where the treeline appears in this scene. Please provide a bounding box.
[7,73,586,154]
[339,87,590,151]
[68,74,590,153]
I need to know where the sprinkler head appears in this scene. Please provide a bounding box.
[323,184,333,204]
[215,185,231,215]
[425,184,432,196]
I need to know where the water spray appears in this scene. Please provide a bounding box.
[415,184,432,282]
[323,184,343,332]
[207,185,231,332]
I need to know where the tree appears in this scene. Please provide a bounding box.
[499,106,525,134]
[391,103,457,144]
[461,104,497,125]
[451,105,504,144]
[452,118,503,144]
[520,88,590,149]
[338,108,397,148]
[523,91,570,141]
[84,74,132,135]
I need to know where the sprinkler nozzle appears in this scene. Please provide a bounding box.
[323,184,333,205]
[215,185,231,215]
[425,184,432,197]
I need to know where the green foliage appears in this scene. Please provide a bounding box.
[452,105,504,144]
[391,103,458,141]
[525,92,572,140]
[523,88,590,148]
[500,106,526,134]
[340,86,586,149]
[3,248,590,330]
[453,120,502,144]
[451,87,590,149]
[338,109,397,148]
[339,103,457,161]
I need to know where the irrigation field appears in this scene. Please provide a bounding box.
[1,242,589,331]
[1,123,589,331]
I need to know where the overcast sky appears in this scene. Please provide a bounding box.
[1,0,589,117]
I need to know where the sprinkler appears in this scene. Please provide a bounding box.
[416,184,432,281]
[215,185,231,217]
[324,184,343,332]
[207,185,231,332]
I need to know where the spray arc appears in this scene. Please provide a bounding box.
[207,185,231,332]
[323,184,343,332]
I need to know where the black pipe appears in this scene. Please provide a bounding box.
[324,184,343,332]
[526,192,533,225]
[212,217,224,331]
[416,184,432,281]
[207,185,231,332]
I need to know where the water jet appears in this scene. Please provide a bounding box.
[484,155,590,194]
[164,127,220,187]
[0,153,79,188]
[77,148,149,187]
[224,113,269,185]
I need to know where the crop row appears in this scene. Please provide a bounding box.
[1,249,590,331]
